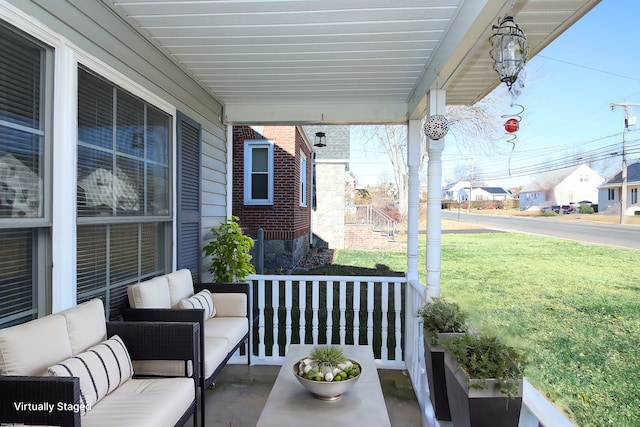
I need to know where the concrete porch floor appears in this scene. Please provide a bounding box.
[187,363,422,426]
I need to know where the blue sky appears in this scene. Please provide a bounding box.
[350,0,640,188]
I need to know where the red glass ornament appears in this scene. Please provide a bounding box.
[504,118,519,133]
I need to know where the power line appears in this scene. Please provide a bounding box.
[537,55,640,83]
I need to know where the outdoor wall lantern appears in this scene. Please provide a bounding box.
[490,15,529,90]
[314,132,327,147]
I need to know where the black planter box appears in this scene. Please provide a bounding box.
[424,332,464,421]
[443,349,522,427]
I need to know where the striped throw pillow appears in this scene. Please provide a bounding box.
[48,335,134,414]
[179,289,216,318]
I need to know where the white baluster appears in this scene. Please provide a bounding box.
[381,281,389,362]
[312,280,319,344]
[353,281,361,345]
[394,281,402,361]
[299,280,306,344]
[326,280,333,345]
[285,280,292,350]
[258,278,265,359]
[367,281,374,346]
[339,280,346,345]
[272,279,279,357]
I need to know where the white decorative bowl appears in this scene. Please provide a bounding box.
[293,359,361,401]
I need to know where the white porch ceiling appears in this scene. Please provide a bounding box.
[106,0,600,124]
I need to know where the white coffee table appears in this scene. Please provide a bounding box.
[256,344,391,427]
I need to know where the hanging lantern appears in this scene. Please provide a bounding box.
[424,115,449,140]
[314,132,326,147]
[504,118,519,133]
[489,16,529,90]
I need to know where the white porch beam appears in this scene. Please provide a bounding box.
[224,102,409,125]
[425,89,446,299]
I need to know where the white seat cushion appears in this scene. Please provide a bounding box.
[166,269,196,308]
[0,314,72,376]
[81,377,194,427]
[60,298,107,354]
[204,317,248,354]
[127,276,171,309]
[179,289,216,318]
[202,337,229,378]
[48,335,134,414]
[132,337,228,379]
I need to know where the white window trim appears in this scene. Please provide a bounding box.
[244,140,274,205]
[300,151,308,207]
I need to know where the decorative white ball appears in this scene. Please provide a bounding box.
[424,115,450,140]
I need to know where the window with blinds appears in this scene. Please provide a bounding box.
[76,68,171,319]
[244,140,274,205]
[0,24,49,327]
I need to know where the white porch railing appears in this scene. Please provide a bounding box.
[247,274,575,427]
[250,274,406,368]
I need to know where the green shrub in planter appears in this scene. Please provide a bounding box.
[442,333,526,427]
[418,296,468,344]
[203,216,256,283]
[442,333,525,399]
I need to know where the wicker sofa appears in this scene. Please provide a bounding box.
[123,269,251,425]
[0,298,199,427]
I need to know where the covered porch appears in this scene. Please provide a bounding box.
[0,0,600,426]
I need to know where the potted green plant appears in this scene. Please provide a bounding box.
[441,333,525,427]
[203,216,256,283]
[418,297,468,421]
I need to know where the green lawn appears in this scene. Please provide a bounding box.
[318,233,640,427]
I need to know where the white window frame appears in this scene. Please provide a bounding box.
[244,140,274,205]
[631,188,638,205]
[300,151,308,207]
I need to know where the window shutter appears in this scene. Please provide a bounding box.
[176,112,201,279]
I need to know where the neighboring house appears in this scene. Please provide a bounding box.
[597,159,640,215]
[232,126,313,270]
[442,181,471,200]
[304,125,350,251]
[465,186,510,202]
[519,164,604,210]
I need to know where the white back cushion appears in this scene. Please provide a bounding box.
[211,293,247,317]
[48,335,134,414]
[179,289,216,318]
[127,275,171,309]
[166,269,195,308]
[60,298,107,354]
[0,314,72,376]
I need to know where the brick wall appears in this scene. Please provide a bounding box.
[344,224,394,250]
[232,125,312,269]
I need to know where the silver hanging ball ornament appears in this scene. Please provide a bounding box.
[425,115,449,140]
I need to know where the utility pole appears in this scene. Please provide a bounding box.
[610,102,639,224]
[466,159,475,213]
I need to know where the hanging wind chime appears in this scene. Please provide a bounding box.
[490,14,529,176]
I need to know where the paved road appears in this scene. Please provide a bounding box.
[440,210,640,250]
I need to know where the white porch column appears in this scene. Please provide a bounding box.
[425,90,446,299]
[406,119,422,283]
